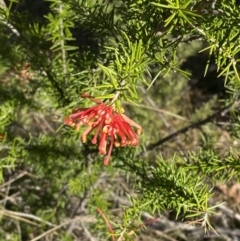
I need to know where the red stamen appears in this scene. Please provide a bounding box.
[112,121,127,146]
[99,131,107,155]
[64,117,75,127]
[104,133,114,166]
[122,114,142,134]
[92,118,104,144]
[81,125,94,143]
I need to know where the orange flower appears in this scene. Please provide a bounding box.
[64,96,142,165]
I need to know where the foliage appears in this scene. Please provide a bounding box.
[1,0,240,240]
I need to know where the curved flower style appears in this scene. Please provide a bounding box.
[64,97,142,165]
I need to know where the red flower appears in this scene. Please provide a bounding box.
[64,97,142,165]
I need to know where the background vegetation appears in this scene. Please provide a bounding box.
[1,0,240,240]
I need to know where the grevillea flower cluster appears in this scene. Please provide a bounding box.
[64,95,142,165]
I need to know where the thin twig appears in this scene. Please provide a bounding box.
[1,210,56,227]
[0,171,32,189]
[30,217,83,241]
[0,191,20,205]
[139,86,172,129]
[81,223,98,241]
[125,102,188,121]
[0,0,20,36]
[145,100,240,152]
[117,228,127,241]
[218,204,240,223]
[154,230,178,241]
[97,207,115,241]
[109,80,126,106]
[15,220,22,241]
[58,0,67,86]
[44,70,66,102]
[0,210,39,226]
